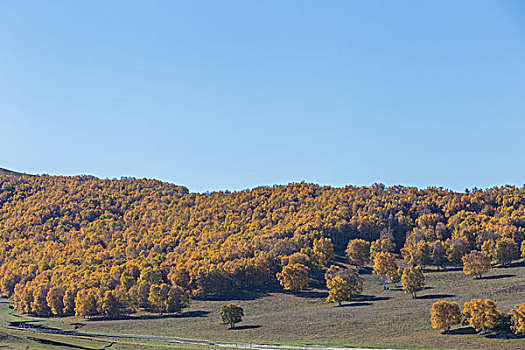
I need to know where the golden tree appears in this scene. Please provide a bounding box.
[325,266,363,306]
[463,299,500,332]
[430,301,462,332]
[345,239,370,267]
[74,288,98,318]
[62,285,78,316]
[166,285,190,314]
[401,266,425,298]
[521,240,525,260]
[46,286,64,316]
[276,263,309,291]
[510,304,525,335]
[100,290,120,318]
[462,251,491,279]
[372,252,399,290]
[313,238,335,267]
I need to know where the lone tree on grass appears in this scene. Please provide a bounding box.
[462,251,491,279]
[463,299,500,333]
[372,252,400,290]
[401,266,425,298]
[325,265,363,306]
[220,303,244,329]
[430,301,462,333]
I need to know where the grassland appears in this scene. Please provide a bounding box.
[6,260,521,350]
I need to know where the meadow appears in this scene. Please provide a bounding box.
[6,260,523,350]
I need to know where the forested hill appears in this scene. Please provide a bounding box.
[0,173,524,317]
[0,168,27,176]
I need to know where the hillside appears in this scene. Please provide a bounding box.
[0,167,28,176]
[0,174,523,321]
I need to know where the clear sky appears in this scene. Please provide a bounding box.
[1,1,524,192]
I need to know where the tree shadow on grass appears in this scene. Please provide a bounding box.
[339,302,373,307]
[295,290,329,299]
[352,295,390,302]
[446,327,477,335]
[417,294,455,300]
[480,274,515,280]
[486,331,525,340]
[229,325,261,331]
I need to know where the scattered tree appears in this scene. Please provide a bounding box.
[372,252,399,290]
[430,301,462,333]
[220,303,244,329]
[462,251,491,279]
[401,266,425,298]
[510,304,525,335]
[276,263,309,291]
[463,299,500,332]
[325,266,363,306]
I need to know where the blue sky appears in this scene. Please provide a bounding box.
[1,1,524,192]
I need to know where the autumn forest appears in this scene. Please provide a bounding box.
[0,173,524,337]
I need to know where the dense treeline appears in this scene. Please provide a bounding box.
[0,174,524,318]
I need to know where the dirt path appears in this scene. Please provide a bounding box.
[2,323,397,350]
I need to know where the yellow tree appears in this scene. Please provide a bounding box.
[100,290,120,318]
[430,301,462,332]
[148,283,169,313]
[276,263,309,291]
[369,240,382,260]
[31,284,51,317]
[445,239,469,267]
[481,240,497,263]
[313,238,334,268]
[62,285,78,316]
[75,288,99,318]
[463,299,500,332]
[521,240,525,260]
[401,266,425,298]
[46,286,65,316]
[345,239,370,267]
[462,251,491,279]
[166,285,190,314]
[510,304,525,335]
[325,266,363,306]
[372,252,399,290]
